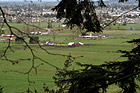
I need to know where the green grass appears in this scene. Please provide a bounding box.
[105,23,140,30]
[1,23,140,92]
[0,45,131,92]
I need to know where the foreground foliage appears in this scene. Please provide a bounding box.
[48,0,140,93]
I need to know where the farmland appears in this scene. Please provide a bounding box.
[0,23,140,92]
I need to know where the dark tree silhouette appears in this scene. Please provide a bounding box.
[49,0,140,93]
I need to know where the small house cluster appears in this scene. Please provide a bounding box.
[0,34,15,41]
[68,42,84,47]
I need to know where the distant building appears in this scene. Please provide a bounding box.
[79,33,106,40]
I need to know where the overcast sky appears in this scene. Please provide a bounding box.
[0,0,57,1]
[0,0,108,1]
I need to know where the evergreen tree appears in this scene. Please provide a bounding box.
[49,0,140,93]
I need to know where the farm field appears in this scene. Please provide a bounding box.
[0,23,140,92]
[105,23,140,30]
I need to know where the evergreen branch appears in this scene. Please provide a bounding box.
[83,70,140,93]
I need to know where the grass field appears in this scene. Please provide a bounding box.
[105,23,140,30]
[0,23,140,92]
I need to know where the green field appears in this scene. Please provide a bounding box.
[0,23,140,92]
[105,23,140,30]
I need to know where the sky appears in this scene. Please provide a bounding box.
[0,0,56,1]
[0,0,109,2]
[0,0,57,1]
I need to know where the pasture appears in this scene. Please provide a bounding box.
[105,23,140,30]
[0,23,140,92]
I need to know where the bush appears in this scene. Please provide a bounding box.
[15,37,24,44]
[29,36,39,44]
